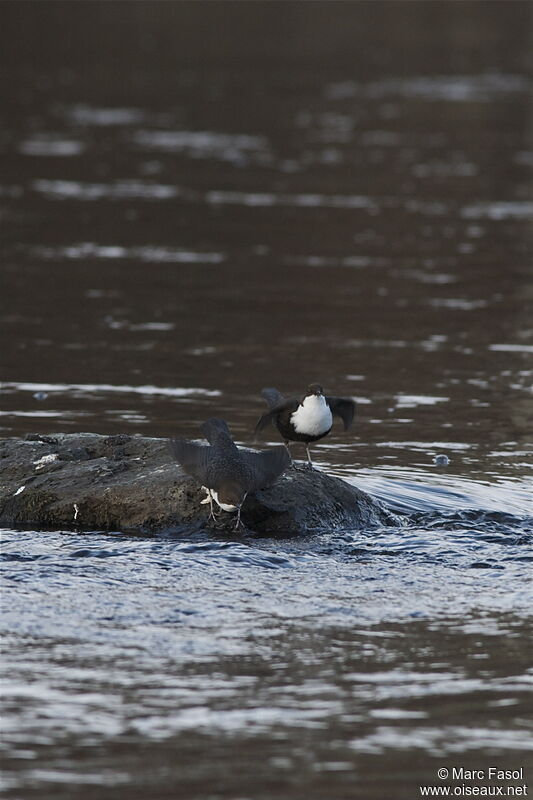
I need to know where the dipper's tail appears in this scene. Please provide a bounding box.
[200,417,233,445]
[261,387,284,408]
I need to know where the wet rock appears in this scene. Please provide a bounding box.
[103,434,131,447]
[0,433,396,534]
[25,434,59,445]
[58,446,92,462]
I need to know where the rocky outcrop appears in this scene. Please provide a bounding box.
[0,433,396,534]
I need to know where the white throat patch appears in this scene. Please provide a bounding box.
[290,394,332,436]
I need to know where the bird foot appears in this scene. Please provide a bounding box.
[233,506,246,531]
[201,489,221,522]
[293,460,313,471]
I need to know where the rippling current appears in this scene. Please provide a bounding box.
[1,3,532,798]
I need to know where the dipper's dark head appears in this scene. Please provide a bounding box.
[306,383,324,397]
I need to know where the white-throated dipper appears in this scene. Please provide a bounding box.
[255,383,356,468]
[170,418,290,529]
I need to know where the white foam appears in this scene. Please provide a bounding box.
[134,129,266,150]
[19,137,85,157]
[462,201,533,220]
[395,394,449,408]
[2,382,221,398]
[32,180,180,201]
[206,189,376,210]
[32,243,225,265]
[66,104,146,126]
[489,344,533,354]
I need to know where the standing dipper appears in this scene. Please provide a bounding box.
[170,418,290,529]
[255,383,356,467]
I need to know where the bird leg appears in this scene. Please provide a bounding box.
[305,445,314,470]
[233,494,247,531]
[209,499,220,522]
[284,441,296,469]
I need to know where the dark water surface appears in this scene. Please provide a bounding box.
[1,3,532,798]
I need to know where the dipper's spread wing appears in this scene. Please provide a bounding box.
[240,446,290,490]
[255,390,298,434]
[169,438,210,482]
[326,397,356,431]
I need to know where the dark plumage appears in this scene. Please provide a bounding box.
[255,383,356,467]
[170,418,290,529]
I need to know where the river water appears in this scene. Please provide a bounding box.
[1,3,532,798]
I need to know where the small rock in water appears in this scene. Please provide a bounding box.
[433,454,450,466]
[33,391,48,401]
[0,433,397,534]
